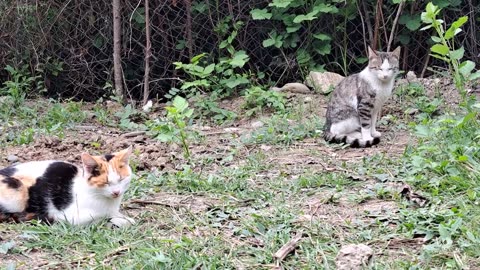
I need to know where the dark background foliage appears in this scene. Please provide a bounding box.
[0,0,478,101]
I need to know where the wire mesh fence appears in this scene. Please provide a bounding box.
[0,0,478,101]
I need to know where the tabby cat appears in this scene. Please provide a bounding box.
[323,46,401,147]
[0,147,134,227]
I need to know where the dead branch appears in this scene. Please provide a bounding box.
[112,0,124,100]
[143,0,152,105]
[273,233,303,263]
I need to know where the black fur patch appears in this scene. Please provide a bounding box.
[351,139,360,148]
[26,162,78,215]
[373,137,381,145]
[0,166,17,177]
[104,154,114,161]
[1,176,22,189]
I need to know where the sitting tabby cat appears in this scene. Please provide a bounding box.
[0,147,134,227]
[324,46,401,147]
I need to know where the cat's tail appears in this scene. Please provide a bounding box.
[323,131,380,148]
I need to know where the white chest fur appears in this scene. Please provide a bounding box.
[359,69,396,110]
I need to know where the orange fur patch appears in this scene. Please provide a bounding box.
[87,156,109,188]
[0,175,30,212]
[86,148,131,188]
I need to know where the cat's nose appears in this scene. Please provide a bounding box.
[111,191,121,198]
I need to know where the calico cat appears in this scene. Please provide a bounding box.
[0,147,134,227]
[323,46,401,147]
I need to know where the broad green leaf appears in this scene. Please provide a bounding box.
[190,53,206,64]
[426,2,438,16]
[221,77,249,88]
[262,38,276,47]
[469,71,480,81]
[293,13,317,23]
[445,16,468,39]
[433,0,451,8]
[430,44,449,56]
[269,0,292,8]
[250,9,272,20]
[431,36,442,42]
[449,47,464,60]
[312,3,338,14]
[406,17,421,31]
[459,60,475,78]
[286,25,301,33]
[314,43,331,55]
[313,33,331,41]
[181,79,209,90]
[401,14,421,31]
[229,51,249,67]
[156,133,174,142]
[203,63,215,75]
[172,96,188,111]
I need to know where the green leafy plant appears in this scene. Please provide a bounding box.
[148,96,195,159]
[242,86,286,116]
[420,2,480,96]
[0,65,38,107]
[250,1,341,71]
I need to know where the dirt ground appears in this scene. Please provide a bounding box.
[0,76,469,268]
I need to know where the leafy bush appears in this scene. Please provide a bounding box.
[242,86,286,116]
[421,2,480,96]
[148,96,196,160]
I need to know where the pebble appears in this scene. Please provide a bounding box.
[7,155,19,163]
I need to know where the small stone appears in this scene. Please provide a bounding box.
[335,244,373,270]
[406,71,417,81]
[260,144,272,151]
[7,155,19,163]
[251,121,264,129]
[304,96,313,102]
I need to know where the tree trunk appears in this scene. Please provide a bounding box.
[112,0,124,100]
[143,0,151,105]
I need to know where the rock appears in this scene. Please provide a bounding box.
[335,244,373,270]
[251,121,264,129]
[142,100,153,112]
[406,71,417,82]
[7,155,19,163]
[305,71,344,94]
[271,83,311,94]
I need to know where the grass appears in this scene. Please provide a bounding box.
[1,82,480,269]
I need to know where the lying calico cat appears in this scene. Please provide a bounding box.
[0,147,134,227]
[324,46,401,147]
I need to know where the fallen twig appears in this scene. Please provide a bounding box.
[121,131,146,138]
[273,233,303,263]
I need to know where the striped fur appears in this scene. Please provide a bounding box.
[324,46,400,147]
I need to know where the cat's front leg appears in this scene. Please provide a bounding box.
[370,110,382,138]
[110,212,135,227]
[358,98,375,141]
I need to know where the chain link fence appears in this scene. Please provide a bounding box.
[0,0,478,101]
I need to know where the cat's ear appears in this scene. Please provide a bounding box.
[392,46,401,58]
[368,46,377,58]
[81,152,98,174]
[116,146,133,163]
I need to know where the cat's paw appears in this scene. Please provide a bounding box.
[362,135,374,142]
[372,131,382,138]
[110,216,135,228]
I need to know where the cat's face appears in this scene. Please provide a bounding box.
[81,147,133,199]
[367,46,401,82]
